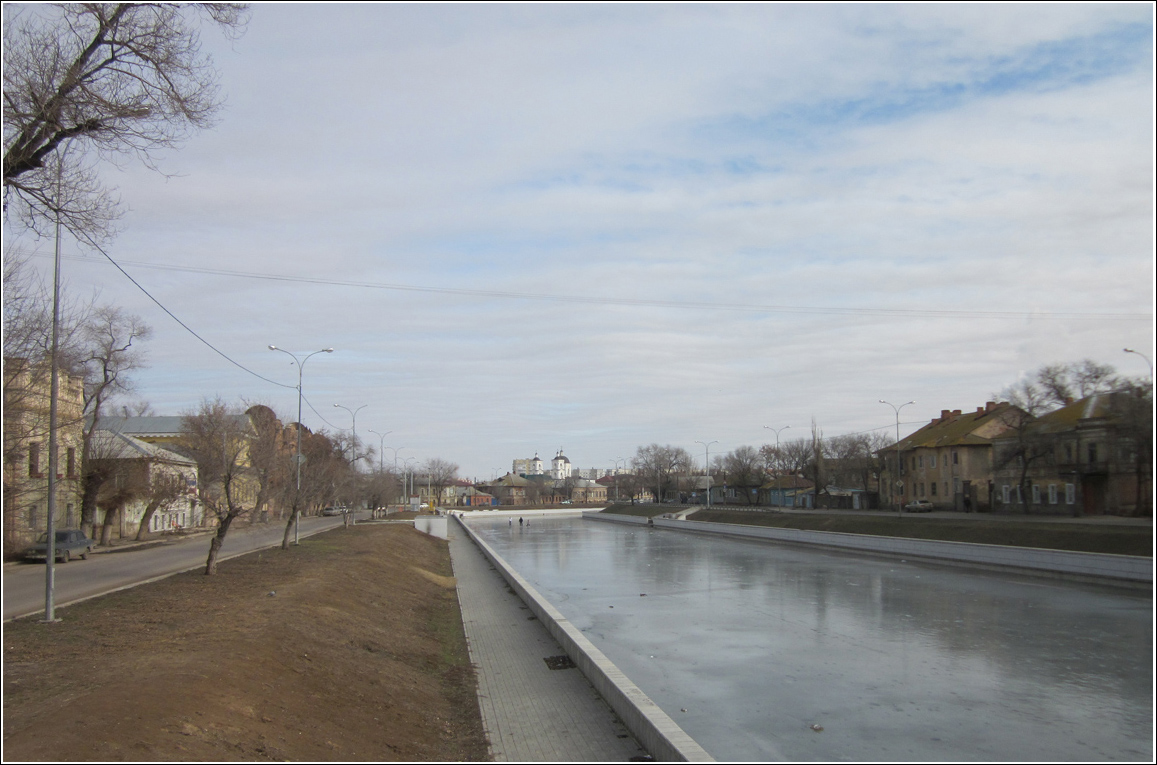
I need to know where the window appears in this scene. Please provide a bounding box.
[1065,484,1076,504]
[1031,485,1040,504]
[1088,442,1098,464]
[66,447,76,478]
[1001,485,1011,504]
[1048,485,1058,505]
[28,442,40,477]
[952,451,959,465]
[918,456,924,468]
[931,482,937,496]
[1065,443,1073,462]
[919,482,925,497]
[930,455,937,468]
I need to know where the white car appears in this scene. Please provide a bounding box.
[904,499,934,513]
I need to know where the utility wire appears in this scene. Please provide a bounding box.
[51,253,1150,322]
[69,237,297,390]
[301,392,342,431]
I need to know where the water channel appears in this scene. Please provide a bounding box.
[468,515,1153,762]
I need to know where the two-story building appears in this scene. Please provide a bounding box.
[992,390,1152,516]
[3,357,86,556]
[89,428,200,539]
[879,401,1017,512]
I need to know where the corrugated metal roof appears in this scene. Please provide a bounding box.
[90,429,196,464]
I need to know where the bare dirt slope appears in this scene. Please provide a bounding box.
[3,523,489,762]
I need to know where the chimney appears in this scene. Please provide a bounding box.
[940,409,951,421]
[952,410,961,417]
[986,401,997,412]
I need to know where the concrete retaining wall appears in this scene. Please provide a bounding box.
[413,516,448,539]
[454,516,713,762]
[587,513,1151,584]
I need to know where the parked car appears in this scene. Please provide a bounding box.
[904,499,934,513]
[321,506,341,516]
[24,530,95,563]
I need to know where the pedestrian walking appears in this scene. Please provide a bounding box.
[519,517,523,526]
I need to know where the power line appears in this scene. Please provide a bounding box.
[52,253,1150,322]
[66,239,296,390]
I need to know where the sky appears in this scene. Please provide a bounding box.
[7,3,1154,481]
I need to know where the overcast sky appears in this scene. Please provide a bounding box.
[11,3,1154,481]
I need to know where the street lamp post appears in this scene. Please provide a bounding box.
[880,399,915,518]
[367,430,392,518]
[403,457,418,508]
[334,403,367,526]
[610,458,626,502]
[269,345,333,544]
[695,440,718,508]
[763,425,790,506]
[368,429,392,473]
[1123,348,1153,380]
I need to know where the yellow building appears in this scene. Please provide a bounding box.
[3,357,86,556]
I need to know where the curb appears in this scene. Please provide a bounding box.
[454,515,714,763]
[587,512,1153,586]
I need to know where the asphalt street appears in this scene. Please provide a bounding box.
[3,514,350,621]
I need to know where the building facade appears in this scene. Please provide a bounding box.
[879,402,1017,512]
[3,358,86,556]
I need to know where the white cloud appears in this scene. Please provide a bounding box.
[11,4,1151,479]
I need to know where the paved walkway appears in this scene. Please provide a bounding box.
[447,521,648,762]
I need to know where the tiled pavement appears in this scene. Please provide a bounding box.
[448,521,649,762]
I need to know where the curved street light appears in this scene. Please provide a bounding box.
[1123,348,1153,380]
[334,403,367,526]
[695,440,718,508]
[880,399,916,518]
[368,429,393,473]
[269,345,333,544]
[610,457,627,502]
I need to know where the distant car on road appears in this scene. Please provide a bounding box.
[904,500,934,513]
[321,506,342,516]
[24,530,95,563]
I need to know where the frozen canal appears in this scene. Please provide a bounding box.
[469,515,1153,762]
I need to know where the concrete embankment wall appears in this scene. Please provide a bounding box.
[588,513,1152,585]
[454,516,714,763]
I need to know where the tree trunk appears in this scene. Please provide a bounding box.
[79,472,104,539]
[281,504,299,550]
[204,514,235,575]
[135,496,164,541]
[99,506,117,545]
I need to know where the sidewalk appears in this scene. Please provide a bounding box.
[447,521,649,762]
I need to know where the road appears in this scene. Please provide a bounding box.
[3,514,352,621]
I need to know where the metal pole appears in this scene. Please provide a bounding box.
[334,404,366,525]
[1123,348,1154,380]
[43,157,66,623]
[695,440,718,508]
[880,400,915,518]
[270,346,333,543]
[763,425,790,505]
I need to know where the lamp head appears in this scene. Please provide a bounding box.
[268,345,277,350]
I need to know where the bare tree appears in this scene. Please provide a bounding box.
[77,306,151,538]
[421,458,459,506]
[278,425,346,549]
[775,437,813,478]
[3,3,249,240]
[179,398,254,575]
[722,446,764,505]
[244,403,286,524]
[632,444,692,504]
